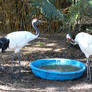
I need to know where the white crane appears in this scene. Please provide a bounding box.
[66,32,92,81]
[0,18,41,78]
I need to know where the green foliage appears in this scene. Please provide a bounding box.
[0,0,91,33]
[64,4,78,25]
[89,0,92,7]
[63,0,92,32]
[86,0,92,16]
[49,0,56,5]
[86,28,92,34]
[79,0,92,17]
[29,0,64,21]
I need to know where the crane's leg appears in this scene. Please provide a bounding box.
[88,58,91,81]
[17,52,21,78]
[86,58,91,81]
[86,58,89,80]
[11,53,15,79]
[0,56,4,71]
[0,52,5,71]
[11,52,21,80]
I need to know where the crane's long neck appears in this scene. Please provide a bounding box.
[32,23,39,37]
[70,37,78,45]
[71,39,77,45]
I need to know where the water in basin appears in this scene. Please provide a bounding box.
[39,65,81,72]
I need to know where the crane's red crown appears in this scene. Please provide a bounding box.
[32,18,38,24]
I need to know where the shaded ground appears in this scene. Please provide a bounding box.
[0,32,92,92]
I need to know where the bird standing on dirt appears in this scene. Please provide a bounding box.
[66,32,92,81]
[0,18,41,78]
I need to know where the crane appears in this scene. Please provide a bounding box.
[0,18,41,78]
[66,32,92,81]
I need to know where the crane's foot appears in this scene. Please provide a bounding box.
[11,73,22,79]
[10,73,22,84]
[1,50,6,53]
[84,76,92,83]
[16,72,22,79]
[10,74,20,84]
[88,76,92,82]
[10,73,15,84]
[11,73,15,80]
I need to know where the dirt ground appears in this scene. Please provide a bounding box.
[0,32,92,92]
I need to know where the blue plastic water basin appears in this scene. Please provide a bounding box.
[30,58,86,80]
